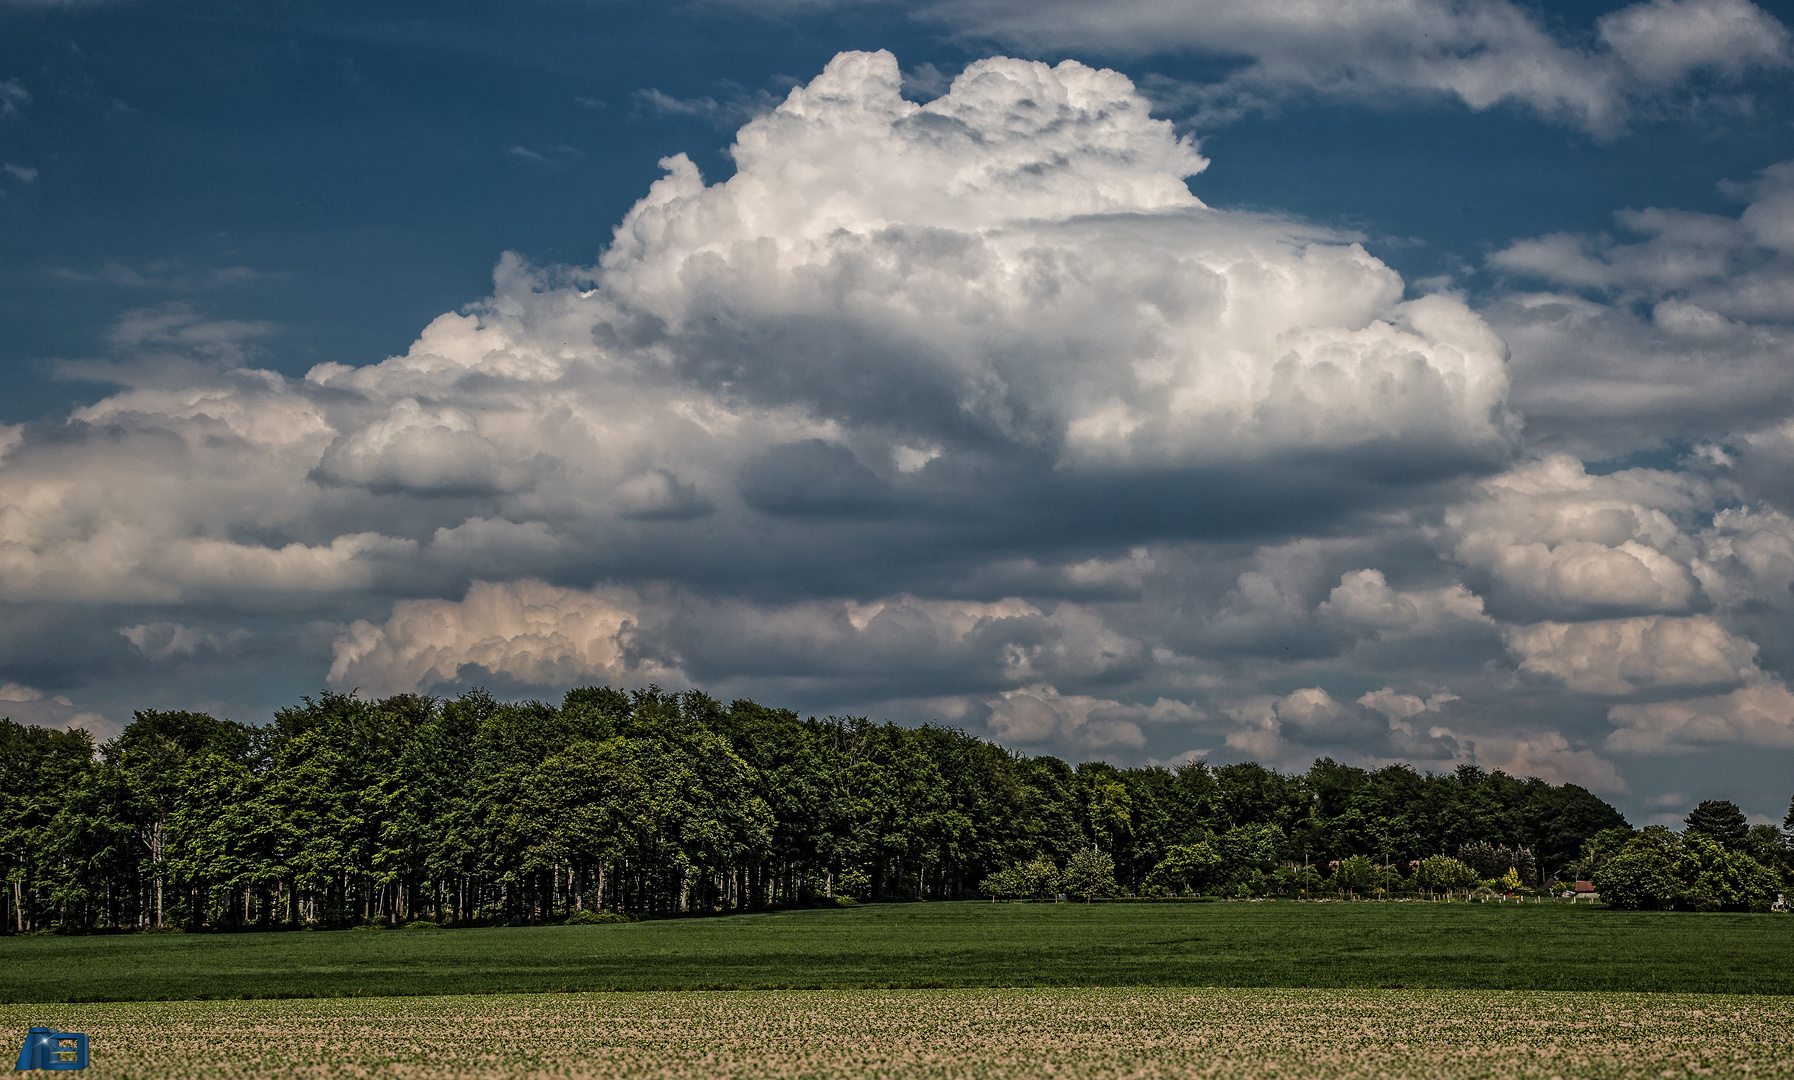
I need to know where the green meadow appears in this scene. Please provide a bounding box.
[4,901,1790,1003]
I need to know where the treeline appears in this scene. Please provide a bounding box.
[0,685,1782,932]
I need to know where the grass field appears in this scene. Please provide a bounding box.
[4,901,1792,1003]
[3,986,1789,1079]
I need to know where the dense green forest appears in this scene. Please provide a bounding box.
[1,686,1787,932]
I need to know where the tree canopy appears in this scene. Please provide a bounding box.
[0,684,1774,932]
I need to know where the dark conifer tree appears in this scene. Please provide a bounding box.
[1684,800,1750,851]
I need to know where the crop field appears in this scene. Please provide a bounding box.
[3,986,1790,1080]
[4,901,1792,1003]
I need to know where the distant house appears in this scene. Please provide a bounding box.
[1567,880,1599,903]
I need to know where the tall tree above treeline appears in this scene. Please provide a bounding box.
[0,685,1684,931]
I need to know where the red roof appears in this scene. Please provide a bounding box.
[1573,880,1597,892]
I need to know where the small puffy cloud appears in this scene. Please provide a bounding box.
[1358,687,1458,725]
[1695,505,1794,607]
[1319,568,1490,635]
[313,398,544,496]
[0,79,27,118]
[1506,615,1759,694]
[1596,0,1790,85]
[1608,679,1794,752]
[614,469,714,521]
[1739,160,1794,255]
[119,622,250,662]
[631,86,779,129]
[1360,686,1624,791]
[0,682,116,743]
[1223,687,1387,763]
[1443,456,1704,616]
[103,301,276,368]
[1728,423,1794,518]
[1220,682,1624,791]
[985,683,1179,751]
[329,579,683,698]
[1064,547,1155,593]
[918,0,1789,135]
[1486,161,1794,458]
[1462,730,1628,793]
[1201,539,1363,654]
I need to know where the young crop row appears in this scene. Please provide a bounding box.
[3,986,1788,1079]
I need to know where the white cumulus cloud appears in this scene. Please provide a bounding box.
[1443,456,1706,616]
[1506,615,1759,694]
[329,580,682,698]
[1608,680,1794,752]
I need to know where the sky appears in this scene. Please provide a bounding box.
[3,0,1794,825]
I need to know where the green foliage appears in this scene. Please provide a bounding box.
[1061,849,1121,900]
[1683,800,1749,851]
[1217,823,1283,875]
[1331,854,1376,895]
[1144,843,1223,895]
[0,684,1653,933]
[1674,833,1781,912]
[1414,855,1479,894]
[1569,826,1638,881]
[1595,844,1679,911]
[837,868,872,900]
[980,856,1061,900]
[1458,842,1537,886]
[1594,831,1781,912]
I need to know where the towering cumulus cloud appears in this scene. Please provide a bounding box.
[592,52,1512,469]
[20,48,1794,806]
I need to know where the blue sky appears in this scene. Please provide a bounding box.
[3,0,1794,824]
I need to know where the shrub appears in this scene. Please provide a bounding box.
[1594,846,1677,910]
[1675,833,1780,912]
[564,910,634,925]
[837,868,872,900]
[1144,842,1223,896]
[1331,855,1376,896]
[1062,849,1122,901]
[1414,855,1479,895]
[1459,842,1539,886]
[1594,832,1782,912]
[980,855,1062,900]
[1216,824,1284,875]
